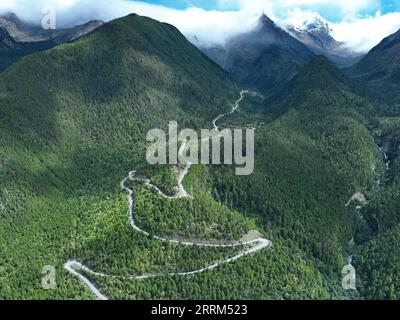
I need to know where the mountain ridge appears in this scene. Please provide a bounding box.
[202,13,315,95]
[349,26,400,104]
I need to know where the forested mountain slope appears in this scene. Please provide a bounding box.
[211,56,379,290]
[0,13,243,299]
[0,12,342,300]
[349,28,400,105]
[0,26,55,70]
[348,30,400,299]
[354,116,400,300]
[0,13,393,300]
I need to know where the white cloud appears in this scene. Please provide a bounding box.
[279,6,400,52]
[118,3,261,47]
[332,11,400,52]
[281,8,324,27]
[0,0,399,52]
[221,0,381,19]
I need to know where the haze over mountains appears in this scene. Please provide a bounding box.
[0,13,104,43]
[0,12,103,70]
[199,14,366,95]
[0,10,399,300]
[0,11,387,86]
[202,14,315,95]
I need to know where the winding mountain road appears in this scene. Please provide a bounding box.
[64,90,271,300]
[212,90,248,131]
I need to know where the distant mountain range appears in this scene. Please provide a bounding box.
[200,14,364,94]
[0,12,103,70]
[0,13,104,43]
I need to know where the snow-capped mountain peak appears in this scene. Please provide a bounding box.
[303,17,332,34]
[285,16,363,67]
[287,16,334,41]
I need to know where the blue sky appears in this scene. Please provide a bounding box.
[136,0,236,11]
[137,0,400,21]
[135,0,241,11]
[123,0,400,51]
[1,0,400,52]
[381,0,400,13]
[139,0,400,13]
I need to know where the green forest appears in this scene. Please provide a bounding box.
[0,13,399,300]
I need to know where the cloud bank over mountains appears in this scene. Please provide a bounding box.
[1,0,400,52]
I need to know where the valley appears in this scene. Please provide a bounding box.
[0,9,399,301]
[63,90,271,300]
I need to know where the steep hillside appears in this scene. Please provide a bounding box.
[0,13,391,300]
[1,12,337,301]
[0,13,245,299]
[211,56,378,287]
[349,28,400,104]
[70,56,381,300]
[266,56,374,117]
[355,224,400,300]
[0,26,55,70]
[354,120,400,299]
